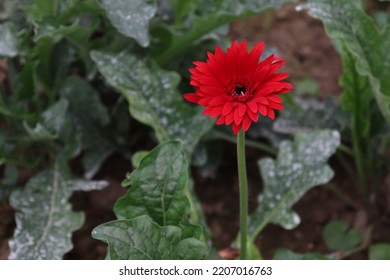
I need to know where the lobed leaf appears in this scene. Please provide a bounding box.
[249,130,340,238]
[92,215,206,260]
[8,162,108,259]
[91,51,213,154]
[115,141,200,239]
[98,0,157,47]
[8,163,83,259]
[273,96,349,135]
[298,0,390,125]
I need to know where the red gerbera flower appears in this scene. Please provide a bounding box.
[184,39,293,135]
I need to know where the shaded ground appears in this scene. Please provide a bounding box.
[1,2,390,260]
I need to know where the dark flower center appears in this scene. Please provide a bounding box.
[234,83,247,96]
[226,79,255,103]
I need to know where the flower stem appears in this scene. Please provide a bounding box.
[237,129,248,260]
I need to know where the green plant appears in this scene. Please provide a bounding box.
[1,0,389,261]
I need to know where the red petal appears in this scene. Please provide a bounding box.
[268,101,284,110]
[216,115,225,125]
[258,104,267,116]
[267,108,275,119]
[215,45,226,60]
[207,51,215,61]
[208,60,229,82]
[183,93,200,103]
[267,95,282,104]
[243,116,252,132]
[198,97,212,106]
[255,87,275,97]
[225,112,234,125]
[203,107,213,115]
[198,76,223,87]
[234,108,241,125]
[232,123,241,135]
[258,55,274,69]
[190,79,202,87]
[247,109,259,122]
[279,82,294,90]
[222,102,234,116]
[254,64,270,83]
[209,96,229,106]
[247,101,257,113]
[266,72,289,83]
[269,59,286,72]
[238,103,246,117]
[253,96,268,105]
[210,106,223,118]
[248,42,265,65]
[199,86,225,96]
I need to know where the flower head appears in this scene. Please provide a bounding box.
[184,40,293,135]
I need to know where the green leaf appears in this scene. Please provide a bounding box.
[339,45,372,139]
[98,0,157,47]
[71,179,108,192]
[0,23,19,57]
[273,248,331,260]
[131,150,149,169]
[23,98,69,141]
[273,97,349,134]
[168,0,196,23]
[373,11,390,33]
[60,0,103,21]
[249,130,340,238]
[91,51,213,154]
[60,77,115,177]
[369,243,390,260]
[298,0,390,125]
[23,0,57,18]
[92,215,206,260]
[8,163,84,259]
[184,177,211,243]
[115,141,200,239]
[322,220,361,252]
[246,239,262,260]
[156,0,298,64]
[15,60,37,101]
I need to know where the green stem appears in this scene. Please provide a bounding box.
[237,129,248,260]
[351,118,368,199]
